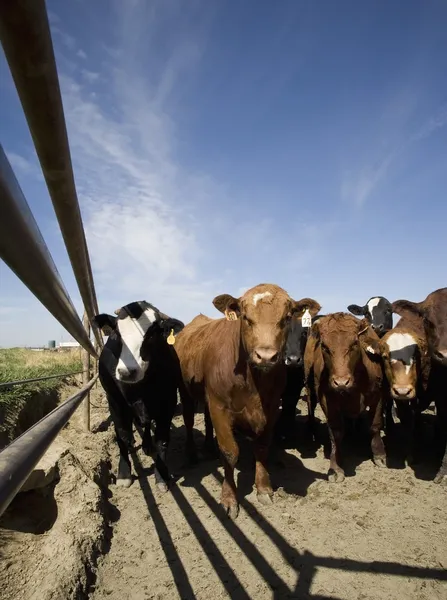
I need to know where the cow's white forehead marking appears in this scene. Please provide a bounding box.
[387,332,417,375]
[115,308,157,380]
[367,297,381,314]
[253,291,272,306]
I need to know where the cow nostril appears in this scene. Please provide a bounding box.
[333,376,352,388]
[435,349,447,361]
[393,386,412,397]
[255,349,279,364]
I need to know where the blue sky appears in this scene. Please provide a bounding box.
[1,0,446,347]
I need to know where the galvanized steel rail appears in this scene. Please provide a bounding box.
[0,371,84,391]
[0,374,98,516]
[0,0,103,350]
[0,146,98,357]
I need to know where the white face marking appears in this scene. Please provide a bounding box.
[252,291,272,306]
[367,297,381,316]
[386,332,417,375]
[116,308,157,381]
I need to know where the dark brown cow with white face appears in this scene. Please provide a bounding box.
[392,287,447,483]
[175,283,320,518]
[304,313,385,482]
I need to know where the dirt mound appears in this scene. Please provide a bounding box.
[0,386,115,600]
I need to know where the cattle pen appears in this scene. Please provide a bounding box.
[0,2,446,600]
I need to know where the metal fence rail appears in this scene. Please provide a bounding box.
[0,371,84,391]
[0,0,103,350]
[0,146,98,357]
[0,374,98,516]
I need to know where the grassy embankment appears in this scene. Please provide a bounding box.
[0,348,82,447]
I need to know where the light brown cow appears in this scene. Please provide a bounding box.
[304,313,385,482]
[392,288,447,483]
[175,283,320,518]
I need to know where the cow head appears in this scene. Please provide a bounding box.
[380,330,421,400]
[93,301,184,383]
[213,284,321,371]
[347,296,393,336]
[284,312,323,367]
[392,288,447,367]
[311,313,380,392]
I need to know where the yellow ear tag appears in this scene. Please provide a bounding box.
[225,310,238,321]
[166,329,176,345]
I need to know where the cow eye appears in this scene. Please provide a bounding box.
[243,315,253,326]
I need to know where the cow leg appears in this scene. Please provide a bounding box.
[180,383,198,465]
[203,403,218,457]
[394,401,414,465]
[209,402,239,519]
[108,399,134,488]
[253,432,274,505]
[141,425,153,456]
[384,395,395,433]
[325,398,345,483]
[370,396,387,468]
[275,393,297,444]
[306,387,317,441]
[434,395,447,484]
[152,419,172,493]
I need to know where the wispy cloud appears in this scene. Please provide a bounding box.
[5,151,40,179]
[341,102,447,207]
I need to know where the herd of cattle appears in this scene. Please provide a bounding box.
[93,285,447,519]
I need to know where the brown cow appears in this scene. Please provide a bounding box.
[392,288,447,483]
[175,283,320,518]
[304,313,385,482]
[380,315,432,461]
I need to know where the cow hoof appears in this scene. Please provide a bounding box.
[221,501,239,520]
[328,470,345,483]
[156,481,169,493]
[116,477,133,488]
[434,470,446,484]
[373,456,387,468]
[257,492,274,506]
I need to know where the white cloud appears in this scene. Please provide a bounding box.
[81,69,99,83]
[77,49,88,60]
[5,151,40,179]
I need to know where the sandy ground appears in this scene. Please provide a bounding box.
[90,401,447,600]
[1,385,446,600]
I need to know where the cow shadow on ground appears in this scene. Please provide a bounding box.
[0,483,58,535]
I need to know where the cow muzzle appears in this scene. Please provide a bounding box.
[330,375,353,392]
[391,385,415,400]
[251,347,280,370]
[115,366,144,384]
[285,354,303,367]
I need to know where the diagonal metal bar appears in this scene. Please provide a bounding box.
[0,374,98,517]
[0,146,97,357]
[0,0,103,349]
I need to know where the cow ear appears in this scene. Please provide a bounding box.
[292,298,321,317]
[391,299,423,318]
[213,294,241,319]
[92,314,117,336]
[358,321,382,356]
[347,304,366,316]
[159,317,184,342]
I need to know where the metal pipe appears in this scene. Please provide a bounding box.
[0,0,103,350]
[0,147,98,357]
[0,374,98,516]
[0,371,83,391]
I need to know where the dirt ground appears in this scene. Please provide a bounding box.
[1,386,446,600]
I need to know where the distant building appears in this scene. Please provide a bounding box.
[58,341,81,349]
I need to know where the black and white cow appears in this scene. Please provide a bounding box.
[275,306,323,443]
[347,296,393,336]
[93,301,184,491]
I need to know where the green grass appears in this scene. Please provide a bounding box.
[0,348,83,447]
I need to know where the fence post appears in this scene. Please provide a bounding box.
[82,311,91,431]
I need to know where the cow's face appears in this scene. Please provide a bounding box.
[284,314,323,367]
[347,296,393,336]
[381,331,420,400]
[392,289,447,367]
[93,301,184,383]
[312,313,380,392]
[213,285,321,371]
